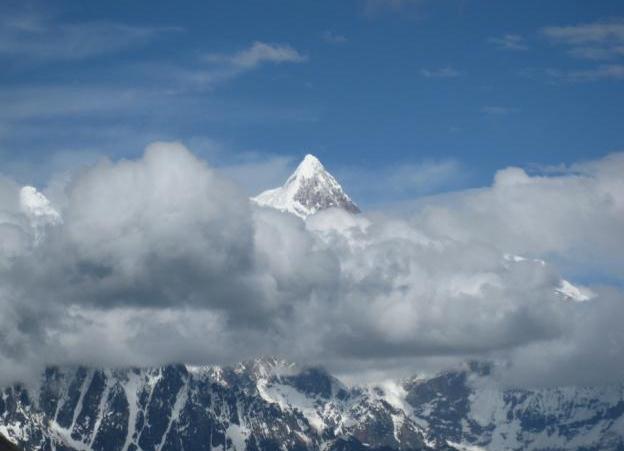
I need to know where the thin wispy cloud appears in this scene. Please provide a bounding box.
[542,19,624,60]
[481,105,519,115]
[542,20,624,45]
[562,64,624,82]
[420,67,461,78]
[321,30,348,44]
[78,42,309,93]
[0,85,155,120]
[567,46,624,60]
[543,64,624,83]
[488,34,528,51]
[363,0,423,14]
[386,159,464,195]
[204,41,307,69]
[336,158,466,203]
[0,10,180,62]
[187,41,308,87]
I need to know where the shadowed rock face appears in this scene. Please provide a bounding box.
[0,432,20,451]
[283,367,334,399]
[292,175,360,215]
[2,360,624,450]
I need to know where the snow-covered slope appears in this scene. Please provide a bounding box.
[406,363,624,451]
[252,154,360,219]
[555,279,595,302]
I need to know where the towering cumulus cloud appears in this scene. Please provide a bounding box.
[0,142,623,387]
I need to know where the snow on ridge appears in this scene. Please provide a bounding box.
[19,186,62,244]
[252,154,359,219]
[556,279,595,302]
[19,186,61,226]
[504,253,596,303]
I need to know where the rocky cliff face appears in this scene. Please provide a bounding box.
[1,359,623,450]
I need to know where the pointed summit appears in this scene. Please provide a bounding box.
[290,154,324,179]
[252,154,360,219]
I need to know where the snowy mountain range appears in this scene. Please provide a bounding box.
[2,359,624,451]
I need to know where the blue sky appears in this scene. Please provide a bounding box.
[2,0,624,205]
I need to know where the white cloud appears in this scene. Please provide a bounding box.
[413,153,624,278]
[232,41,307,67]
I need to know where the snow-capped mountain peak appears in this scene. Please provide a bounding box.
[252,154,360,219]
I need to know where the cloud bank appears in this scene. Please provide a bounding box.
[1,143,623,387]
